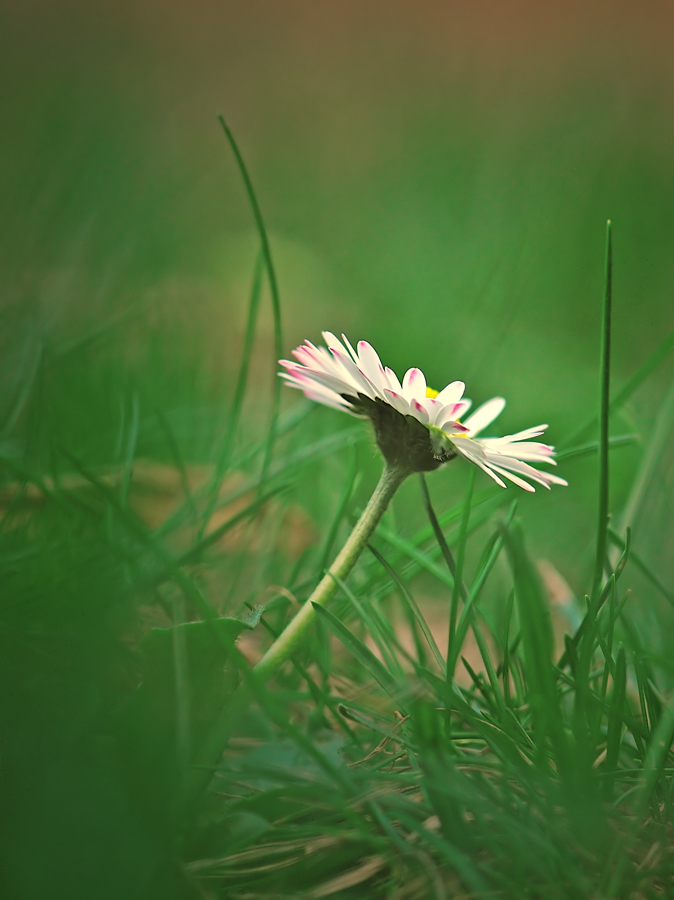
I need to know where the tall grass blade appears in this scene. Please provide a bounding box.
[327,570,404,676]
[419,473,467,600]
[502,521,567,771]
[591,220,612,603]
[218,115,283,487]
[603,645,626,801]
[447,469,475,675]
[367,543,445,670]
[312,602,400,699]
[556,433,637,462]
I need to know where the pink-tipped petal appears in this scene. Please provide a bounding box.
[424,396,445,425]
[328,346,380,399]
[436,400,472,429]
[402,367,427,401]
[410,398,430,423]
[451,399,472,418]
[441,419,470,434]
[384,389,411,415]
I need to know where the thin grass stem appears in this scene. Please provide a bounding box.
[447,468,475,676]
[218,115,283,488]
[592,220,613,603]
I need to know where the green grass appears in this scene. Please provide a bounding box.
[2,129,674,900]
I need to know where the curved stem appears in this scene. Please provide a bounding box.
[254,463,408,682]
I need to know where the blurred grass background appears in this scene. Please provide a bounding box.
[2,1,674,897]
[3,0,674,581]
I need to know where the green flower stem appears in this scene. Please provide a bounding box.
[254,463,408,682]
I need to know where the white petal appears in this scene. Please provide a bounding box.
[485,461,537,492]
[479,439,556,464]
[441,419,469,435]
[322,331,348,355]
[402,367,427,402]
[341,333,360,363]
[280,362,357,398]
[356,341,387,392]
[436,400,471,429]
[280,373,356,413]
[462,397,506,437]
[450,436,508,488]
[384,389,411,415]
[502,424,549,442]
[424,396,445,425]
[451,399,472,419]
[384,366,402,392]
[435,380,465,405]
[328,347,381,400]
[410,398,430,424]
[484,453,566,489]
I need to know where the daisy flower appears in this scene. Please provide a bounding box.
[280,333,566,491]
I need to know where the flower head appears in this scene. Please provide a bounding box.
[280,333,566,490]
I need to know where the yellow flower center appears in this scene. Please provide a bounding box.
[425,387,439,399]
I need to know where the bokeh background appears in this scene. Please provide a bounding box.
[2,3,674,894]
[3,0,674,580]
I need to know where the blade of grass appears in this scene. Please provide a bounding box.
[470,615,507,718]
[175,484,287,568]
[119,392,139,508]
[599,577,618,710]
[604,695,674,897]
[501,589,515,707]
[558,529,630,670]
[312,601,401,700]
[252,609,361,745]
[218,115,283,489]
[447,502,517,683]
[591,220,613,604]
[156,424,365,539]
[448,470,475,703]
[556,433,637,462]
[395,810,490,896]
[369,490,511,602]
[603,645,626,801]
[419,473,467,601]
[502,521,568,773]
[327,570,404,677]
[367,543,444,671]
[156,409,197,520]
